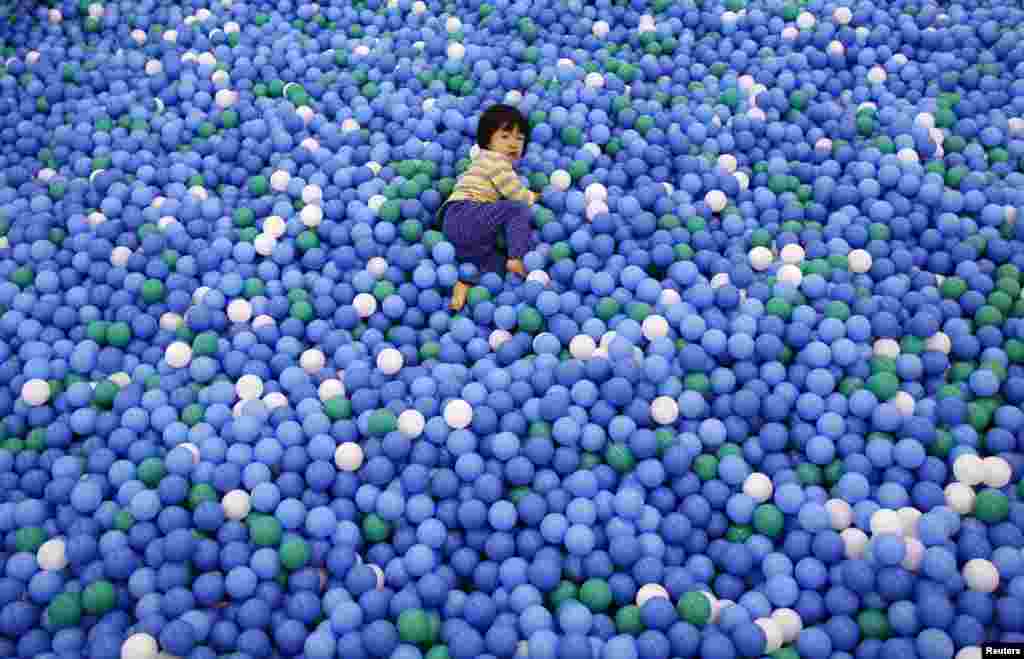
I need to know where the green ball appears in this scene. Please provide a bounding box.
[82,581,116,615]
[363,513,392,543]
[398,608,432,644]
[280,538,310,570]
[866,372,899,401]
[605,443,636,473]
[615,605,643,634]
[47,592,82,628]
[15,526,46,552]
[694,455,719,481]
[517,307,543,333]
[11,266,34,288]
[974,489,1009,523]
[857,609,890,640]
[325,396,352,420]
[249,515,283,546]
[141,279,165,303]
[106,322,131,347]
[368,409,397,436]
[138,457,166,487]
[579,578,612,612]
[86,320,108,344]
[678,591,712,626]
[753,504,784,537]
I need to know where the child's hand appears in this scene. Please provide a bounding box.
[506,258,526,277]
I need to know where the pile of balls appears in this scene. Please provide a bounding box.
[1,0,1024,658]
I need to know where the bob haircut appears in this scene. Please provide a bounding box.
[476,104,531,154]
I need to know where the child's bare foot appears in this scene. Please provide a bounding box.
[506,258,526,277]
[449,281,470,312]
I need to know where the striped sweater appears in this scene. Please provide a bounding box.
[438,149,534,220]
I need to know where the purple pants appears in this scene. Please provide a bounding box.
[442,200,533,282]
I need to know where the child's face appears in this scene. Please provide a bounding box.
[489,124,525,161]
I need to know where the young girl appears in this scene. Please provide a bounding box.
[438,104,539,311]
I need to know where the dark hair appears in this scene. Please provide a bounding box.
[476,104,531,154]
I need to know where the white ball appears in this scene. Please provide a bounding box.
[165,342,193,369]
[828,40,846,56]
[841,528,869,559]
[145,59,163,76]
[263,392,288,409]
[121,633,159,659]
[963,559,999,593]
[944,482,976,515]
[902,537,924,571]
[705,190,728,212]
[188,185,209,201]
[717,154,738,173]
[225,21,240,33]
[253,234,276,256]
[300,205,323,227]
[49,8,63,23]
[489,329,513,350]
[376,348,404,375]
[848,249,872,273]
[833,6,853,24]
[444,399,473,429]
[215,89,238,108]
[412,1,427,14]
[584,72,605,89]
[270,170,291,192]
[659,289,682,306]
[710,273,731,289]
[398,410,426,438]
[569,335,597,360]
[954,454,987,486]
[335,442,364,471]
[892,391,915,415]
[447,42,466,60]
[318,379,345,401]
[300,137,320,153]
[772,609,803,643]
[88,211,107,226]
[983,456,1012,488]
[583,143,602,158]
[222,490,251,520]
[869,509,903,536]
[1009,117,1024,136]
[743,473,773,502]
[650,396,679,425]
[585,180,606,203]
[748,107,767,122]
[211,70,230,86]
[780,244,805,264]
[111,246,132,267]
[157,215,178,230]
[160,313,183,332]
[300,349,326,374]
[897,147,919,164]
[227,299,253,323]
[592,20,610,38]
[777,264,803,286]
[37,538,68,571]
[734,170,750,191]
[296,106,315,125]
[550,170,572,191]
[754,618,784,654]
[109,373,131,387]
[749,246,774,271]
[446,16,462,32]
[586,199,609,221]
[926,332,952,354]
[259,217,285,240]
[236,375,264,401]
[526,271,550,286]
[825,499,853,530]
[302,184,323,206]
[179,442,200,464]
[21,379,50,406]
[341,118,360,133]
[867,66,887,84]
[641,315,669,341]
[503,90,523,106]
[796,11,815,29]
[367,257,388,278]
[252,315,275,328]
[782,26,799,41]
[353,293,377,318]
[635,584,670,607]
[897,507,922,537]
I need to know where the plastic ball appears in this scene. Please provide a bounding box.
[444,399,473,429]
[377,349,404,375]
[21,379,50,406]
[335,443,365,472]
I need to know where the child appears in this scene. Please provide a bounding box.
[438,104,540,311]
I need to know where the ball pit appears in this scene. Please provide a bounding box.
[1,0,1024,658]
